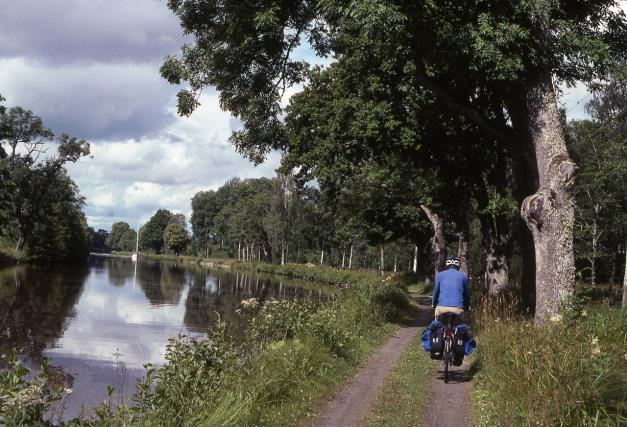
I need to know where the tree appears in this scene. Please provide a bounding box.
[89,228,110,252]
[164,223,190,255]
[140,209,175,253]
[105,222,137,252]
[0,103,91,259]
[191,190,218,255]
[568,64,626,297]
[163,0,626,322]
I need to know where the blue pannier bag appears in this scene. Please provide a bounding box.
[421,319,443,352]
[454,324,476,355]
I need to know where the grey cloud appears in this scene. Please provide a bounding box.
[0,59,179,139]
[0,0,186,65]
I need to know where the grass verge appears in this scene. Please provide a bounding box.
[365,331,436,426]
[471,298,627,426]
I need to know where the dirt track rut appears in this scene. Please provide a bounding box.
[310,298,473,427]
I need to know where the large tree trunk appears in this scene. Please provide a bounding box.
[421,205,446,277]
[480,214,512,295]
[520,76,577,324]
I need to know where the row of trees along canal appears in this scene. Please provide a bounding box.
[156,0,627,323]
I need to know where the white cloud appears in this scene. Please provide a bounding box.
[90,192,116,209]
[66,93,280,230]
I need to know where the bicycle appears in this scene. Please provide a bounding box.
[439,312,459,384]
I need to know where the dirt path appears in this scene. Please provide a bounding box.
[422,360,473,427]
[311,302,432,427]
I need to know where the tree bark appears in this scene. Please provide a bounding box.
[320,249,324,265]
[341,251,345,269]
[480,214,512,295]
[378,245,385,277]
[15,235,24,252]
[520,76,577,324]
[421,205,446,277]
[348,243,353,270]
[456,218,470,276]
[393,254,397,273]
[413,244,418,273]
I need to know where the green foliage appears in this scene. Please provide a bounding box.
[472,304,627,426]
[0,353,62,426]
[140,210,186,254]
[568,70,627,285]
[0,104,91,262]
[163,223,189,255]
[105,222,137,252]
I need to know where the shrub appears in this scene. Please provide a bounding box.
[0,354,62,426]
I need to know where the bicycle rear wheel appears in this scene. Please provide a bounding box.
[443,340,450,383]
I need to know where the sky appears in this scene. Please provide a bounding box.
[0,0,595,231]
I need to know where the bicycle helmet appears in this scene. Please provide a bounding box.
[445,255,461,269]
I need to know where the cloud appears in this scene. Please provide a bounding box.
[0,58,179,139]
[0,0,185,65]
[66,93,280,230]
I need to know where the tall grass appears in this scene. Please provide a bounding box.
[472,297,626,426]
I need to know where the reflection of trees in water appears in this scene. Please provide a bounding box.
[181,269,314,333]
[105,258,133,286]
[136,261,188,306]
[0,265,88,361]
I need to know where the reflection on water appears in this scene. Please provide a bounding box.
[0,256,319,419]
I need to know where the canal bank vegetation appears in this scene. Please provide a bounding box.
[0,95,92,263]
[1,271,413,426]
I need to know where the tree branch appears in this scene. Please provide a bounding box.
[415,65,512,144]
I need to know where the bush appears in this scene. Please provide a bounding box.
[472,302,627,426]
[0,354,62,426]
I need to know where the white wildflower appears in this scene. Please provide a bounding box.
[590,336,601,356]
[549,314,563,323]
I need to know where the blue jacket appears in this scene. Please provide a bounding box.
[432,268,471,310]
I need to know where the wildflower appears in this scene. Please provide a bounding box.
[241,298,259,309]
[549,314,563,323]
[590,337,601,356]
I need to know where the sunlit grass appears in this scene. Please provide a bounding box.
[471,297,627,426]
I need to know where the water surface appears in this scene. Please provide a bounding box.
[0,256,320,419]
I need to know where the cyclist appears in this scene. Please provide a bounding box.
[432,255,470,323]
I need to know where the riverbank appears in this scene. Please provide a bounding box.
[0,245,28,265]
[2,261,417,426]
